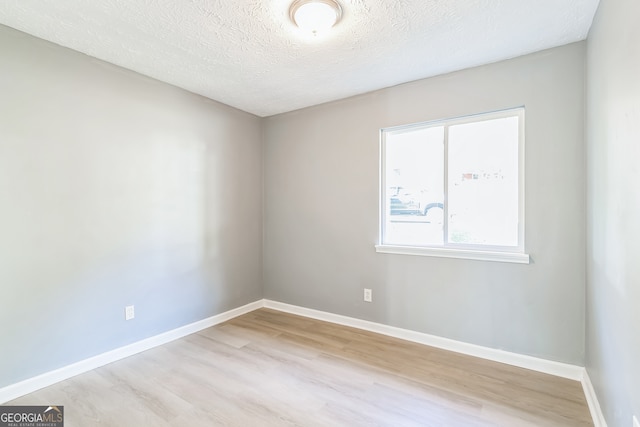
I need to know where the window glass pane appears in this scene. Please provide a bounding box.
[384,126,444,246]
[447,116,519,247]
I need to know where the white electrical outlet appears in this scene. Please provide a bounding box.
[363,288,372,303]
[125,305,135,321]
[633,415,639,427]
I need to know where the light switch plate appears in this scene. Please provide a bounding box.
[633,415,639,427]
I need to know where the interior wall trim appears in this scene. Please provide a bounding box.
[263,300,585,380]
[0,300,263,404]
[581,370,609,427]
[264,300,610,426]
[264,299,607,427]
[2,298,603,427]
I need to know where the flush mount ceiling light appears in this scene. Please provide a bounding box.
[289,0,342,35]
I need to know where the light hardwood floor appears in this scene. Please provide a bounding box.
[9,308,593,426]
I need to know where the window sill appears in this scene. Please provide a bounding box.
[375,245,530,264]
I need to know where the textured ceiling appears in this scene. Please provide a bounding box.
[0,0,600,117]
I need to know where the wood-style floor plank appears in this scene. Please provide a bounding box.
[8,308,593,426]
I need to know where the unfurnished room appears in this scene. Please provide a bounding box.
[0,0,638,426]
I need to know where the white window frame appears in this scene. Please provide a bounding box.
[376,108,530,264]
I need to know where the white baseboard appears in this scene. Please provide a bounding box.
[0,300,263,404]
[2,297,599,427]
[581,371,608,427]
[263,299,585,381]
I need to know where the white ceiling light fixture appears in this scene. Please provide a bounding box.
[289,0,342,35]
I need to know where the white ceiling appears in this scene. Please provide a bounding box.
[0,0,599,117]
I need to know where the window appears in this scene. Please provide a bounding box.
[377,108,529,263]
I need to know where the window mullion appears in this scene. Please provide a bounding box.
[443,125,449,246]
[379,132,386,245]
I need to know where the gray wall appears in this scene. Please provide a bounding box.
[0,17,598,395]
[0,25,263,388]
[586,0,640,425]
[264,43,586,364]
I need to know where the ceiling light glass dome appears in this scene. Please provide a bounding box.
[290,0,342,35]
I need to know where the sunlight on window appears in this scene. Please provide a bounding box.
[380,108,524,254]
[448,117,519,246]
[384,126,444,246]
